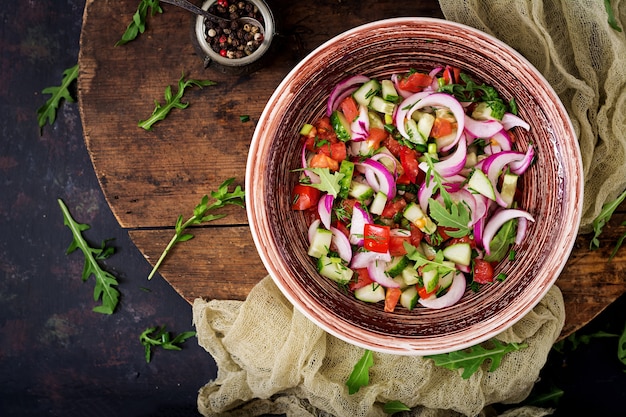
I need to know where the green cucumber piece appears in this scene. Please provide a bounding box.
[330,110,352,142]
[468,168,496,200]
[338,160,355,199]
[422,268,439,293]
[401,265,420,285]
[369,96,396,115]
[400,286,419,310]
[353,79,381,106]
[354,283,386,303]
[369,191,388,215]
[438,271,455,290]
[308,228,333,258]
[317,255,353,285]
[386,256,410,277]
[442,242,472,266]
[349,180,374,202]
[381,79,399,103]
[500,173,519,207]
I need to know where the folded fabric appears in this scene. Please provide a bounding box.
[194,276,564,417]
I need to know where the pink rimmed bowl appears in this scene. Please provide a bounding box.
[245,17,582,355]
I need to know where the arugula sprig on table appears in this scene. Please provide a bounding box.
[148,178,245,280]
[37,64,79,134]
[58,198,120,314]
[604,0,623,32]
[589,189,626,260]
[139,325,196,363]
[138,73,216,130]
[116,0,163,46]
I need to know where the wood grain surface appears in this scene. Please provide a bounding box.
[78,0,626,339]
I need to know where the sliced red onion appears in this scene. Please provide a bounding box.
[391,73,413,99]
[359,158,396,199]
[449,187,480,226]
[301,141,320,184]
[425,67,443,91]
[481,151,525,207]
[351,104,370,141]
[473,217,484,249]
[308,219,321,244]
[515,217,528,245]
[367,259,400,288]
[509,144,535,175]
[394,91,433,139]
[326,75,370,117]
[482,209,535,255]
[370,151,399,175]
[431,135,467,178]
[390,228,411,237]
[350,250,392,269]
[349,203,372,246]
[418,179,437,212]
[318,193,334,229]
[330,226,352,263]
[464,115,503,139]
[490,130,512,151]
[501,112,531,131]
[418,272,466,309]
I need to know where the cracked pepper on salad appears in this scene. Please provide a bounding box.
[291,65,536,312]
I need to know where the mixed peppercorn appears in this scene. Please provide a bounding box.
[204,0,265,59]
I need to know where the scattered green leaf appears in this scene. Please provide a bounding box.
[346,349,374,394]
[405,243,457,279]
[37,64,79,133]
[148,178,245,280]
[139,325,196,363]
[58,198,120,314]
[428,198,471,238]
[589,189,626,252]
[552,330,618,353]
[425,339,527,379]
[604,0,623,32]
[239,115,250,122]
[438,72,512,115]
[383,400,411,414]
[609,221,626,261]
[618,321,626,366]
[302,167,345,198]
[483,218,517,262]
[116,0,163,46]
[138,73,216,130]
[524,384,564,407]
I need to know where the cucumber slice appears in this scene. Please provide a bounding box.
[353,79,381,106]
[308,228,333,258]
[438,271,455,290]
[401,265,420,285]
[500,173,519,207]
[468,168,496,200]
[330,110,352,142]
[422,268,439,293]
[416,112,435,142]
[338,160,355,199]
[349,180,374,202]
[354,283,386,303]
[369,96,396,115]
[369,191,388,215]
[386,256,410,277]
[442,242,472,266]
[400,286,419,310]
[368,110,385,130]
[317,255,353,285]
[381,79,399,102]
[404,118,426,145]
[392,275,409,290]
[403,202,425,223]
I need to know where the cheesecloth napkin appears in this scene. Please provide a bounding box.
[193,1,626,415]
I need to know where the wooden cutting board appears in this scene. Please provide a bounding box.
[78,0,626,338]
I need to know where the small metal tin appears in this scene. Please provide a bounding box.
[191,0,275,75]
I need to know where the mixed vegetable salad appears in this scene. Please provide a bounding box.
[291,65,536,312]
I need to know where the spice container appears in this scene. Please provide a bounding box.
[191,0,275,74]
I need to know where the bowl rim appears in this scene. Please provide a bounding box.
[246,17,583,355]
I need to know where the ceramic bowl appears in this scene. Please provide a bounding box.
[246,18,582,355]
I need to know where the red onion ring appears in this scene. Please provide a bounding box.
[482,209,535,255]
[367,259,400,288]
[330,226,352,263]
[418,272,466,309]
[501,112,531,131]
[349,203,372,246]
[326,75,370,117]
[318,193,334,229]
[350,250,391,269]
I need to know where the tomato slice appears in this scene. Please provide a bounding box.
[400,146,420,184]
[473,259,494,284]
[291,184,321,210]
[398,72,433,92]
[339,96,359,122]
[316,141,347,162]
[417,284,437,300]
[366,127,388,150]
[430,117,455,139]
[309,152,339,171]
[349,268,374,291]
[443,65,461,85]
[409,224,424,247]
[389,234,410,256]
[363,224,391,253]
[384,287,402,313]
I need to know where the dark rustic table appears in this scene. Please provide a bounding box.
[1,0,626,416]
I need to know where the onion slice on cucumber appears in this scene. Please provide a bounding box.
[418,272,466,309]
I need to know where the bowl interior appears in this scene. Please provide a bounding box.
[246,18,582,355]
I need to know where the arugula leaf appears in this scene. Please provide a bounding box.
[304,167,345,198]
[139,325,196,363]
[116,0,163,46]
[604,0,623,32]
[618,322,626,366]
[58,198,120,314]
[138,73,217,130]
[610,223,626,261]
[428,198,471,238]
[148,178,245,280]
[552,330,618,353]
[425,339,527,379]
[383,400,411,414]
[483,218,517,262]
[589,189,626,251]
[37,64,79,133]
[346,349,374,394]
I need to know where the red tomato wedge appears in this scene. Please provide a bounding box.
[384,287,402,312]
[363,224,391,253]
[339,96,359,122]
[398,72,433,92]
[349,268,374,291]
[291,184,321,210]
[473,259,495,284]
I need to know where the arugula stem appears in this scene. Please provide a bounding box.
[147,215,196,280]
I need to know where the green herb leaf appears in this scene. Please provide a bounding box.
[138,73,216,130]
[589,189,626,251]
[304,167,345,198]
[553,330,618,353]
[483,218,517,262]
[425,339,527,379]
[58,198,120,314]
[609,221,626,261]
[604,0,623,32]
[346,349,374,394]
[239,115,250,122]
[116,0,163,46]
[148,178,245,280]
[428,198,471,238]
[405,243,456,277]
[383,400,411,414]
[37,64,79,133]
[139,325,196,363]
[618,322,626,366]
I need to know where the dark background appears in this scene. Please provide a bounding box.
[1,1,625,416]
